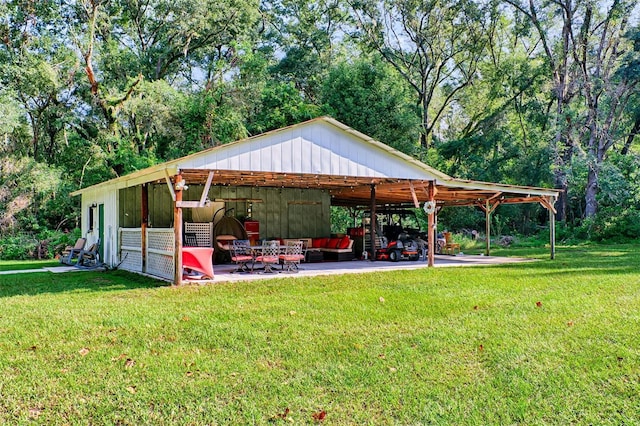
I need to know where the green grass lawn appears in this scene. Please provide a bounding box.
[0,259,60,271]
[0,244,638,424]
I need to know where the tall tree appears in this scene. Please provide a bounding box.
[579,3,640,217]
[350,0,493,150]
[320,56,420,154]
[264,0,349,102]
[505,0,640,218]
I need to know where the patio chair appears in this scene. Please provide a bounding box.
[60,237,87,265]
[279,240,305,273]
[230,239,254,273]
[254,240,280,273]
[443,232,460,255]
[77,239,101,268]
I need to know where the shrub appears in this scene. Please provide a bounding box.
[0,234,39,260]
[0,229,81,260]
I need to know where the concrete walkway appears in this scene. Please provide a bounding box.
[0,265,94,275]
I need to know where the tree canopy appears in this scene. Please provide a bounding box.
[1,0,640,242]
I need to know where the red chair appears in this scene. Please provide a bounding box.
[230,240,254,273]
[255,240,280,273]
[279,241,305,272]
[182,247,214,279]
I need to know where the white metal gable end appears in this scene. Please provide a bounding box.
[177,120,444,180]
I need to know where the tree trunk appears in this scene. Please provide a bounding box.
[420,96,430,149]
[584,163,599,218]
[553,171,568,222]
[621,115,640,155]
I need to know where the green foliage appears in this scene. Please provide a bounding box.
[246,81,322,135]
[321,57,421,154]
[0,234,38,260]
[437,207,486,232]
[1,0,640,248]
[0,156,69,233]
[330,206,360,234]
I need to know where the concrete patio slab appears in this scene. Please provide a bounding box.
[183,254,535,284]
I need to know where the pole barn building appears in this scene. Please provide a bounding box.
[71,117,559,284]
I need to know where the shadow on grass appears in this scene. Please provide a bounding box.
[0,269,167,298]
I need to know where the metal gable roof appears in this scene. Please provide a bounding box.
[71,117,558,205]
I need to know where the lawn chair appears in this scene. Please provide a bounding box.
[443,232,460,255]
[230,239,254,273]
[60,237,87,265]
[255,240,280,273]
[279,241,304,273]
[77,239,101,268]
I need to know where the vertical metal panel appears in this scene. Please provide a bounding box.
[149,183,173,228]
[81,185,119,267]
[176,120,438,179]
[281,137,293,172]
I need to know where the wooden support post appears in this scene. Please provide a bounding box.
[549,200,556,260]
[427,181,436,267]
[485,199,491,256]
[141,183,148,271]
[370,185,376,261]
[174,174,183,285]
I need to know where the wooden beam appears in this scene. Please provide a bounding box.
[370,185,376,261]
[141,184,148,271]
[427,181,436,267]
[539,197,557,214]
[488,200,502,215]
[164,169,176,202]
[485,199,491,256]
[175,201,207,208]
[199,171,214,205]
[408,181,420,208]
[174,174,183,285]
[549,205,556,260]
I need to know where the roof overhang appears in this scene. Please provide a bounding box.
[173,168,559,210]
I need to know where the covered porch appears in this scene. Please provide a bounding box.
[71,117,559,285]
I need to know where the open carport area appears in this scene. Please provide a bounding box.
[71,117,558,285]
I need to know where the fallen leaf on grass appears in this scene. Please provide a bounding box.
[388,366,397,373]
[112,353,128,362]
[126,386,137,394]
[182,316,190,321]
[79,348,90,356]
[473,305,479,310]
[312,410,327,422]
[124,358,136,368]
[379,297,385,303]
[28,408,42,419]
[289,310,297,316]
[269,407,290,422]
[536,301,542,308]
[186,371,194,377]
[567,321,574,327]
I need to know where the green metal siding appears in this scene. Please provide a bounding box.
[122,183,331,238]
